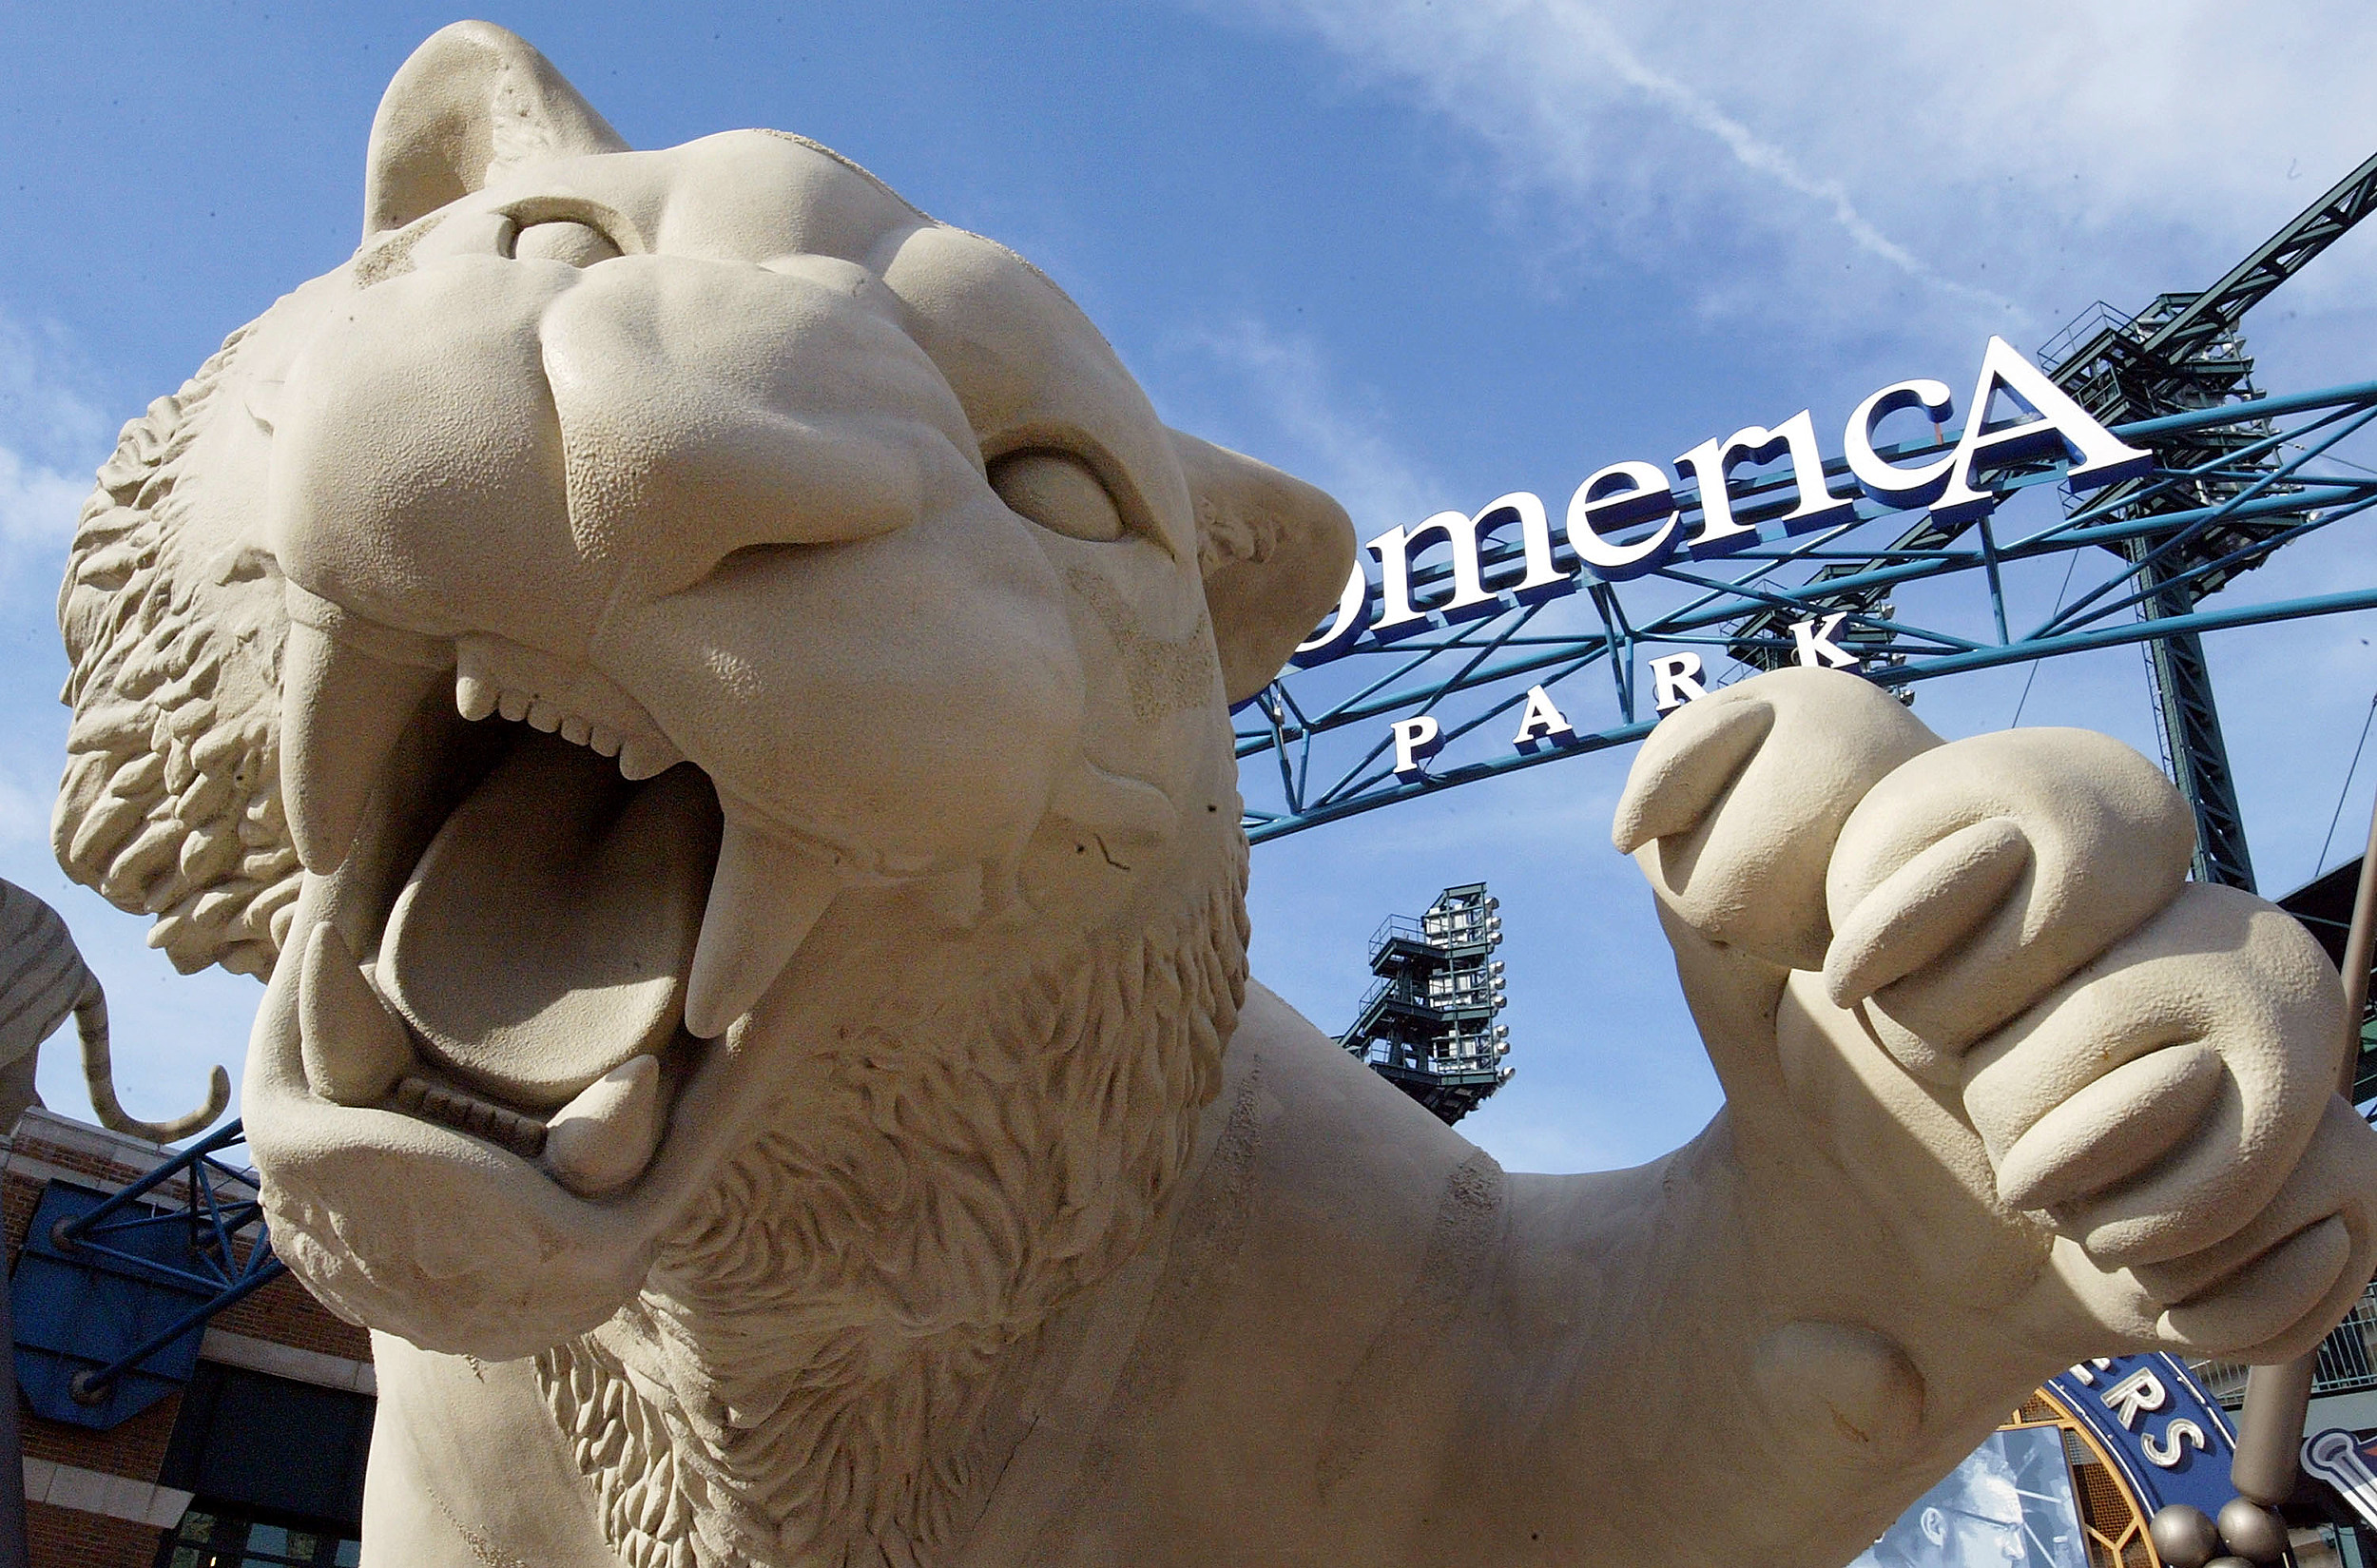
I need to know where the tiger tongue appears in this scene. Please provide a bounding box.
[377,730,720,1112]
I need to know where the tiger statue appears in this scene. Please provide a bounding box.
[49,23,2377,1567]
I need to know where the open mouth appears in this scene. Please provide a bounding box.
[245,568,1117,1352]
[271,595,853,1207]
[242,588,950,1355]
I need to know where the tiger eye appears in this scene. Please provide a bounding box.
[988,450,1128,543]
[513,220,623,268]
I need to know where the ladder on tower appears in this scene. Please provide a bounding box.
[1337,884,1513,1125]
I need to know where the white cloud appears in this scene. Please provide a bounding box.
[1202,0,2377,356]
[0,311,106,556]
[1171,314,1447,534]
[0,762,50,852]
[0,445,87,551]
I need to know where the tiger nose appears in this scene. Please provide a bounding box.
[267,257,601,658]
[537,254,982,604]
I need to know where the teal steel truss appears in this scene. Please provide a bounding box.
[1240,147,2377,850]
[1236,379,2377,843]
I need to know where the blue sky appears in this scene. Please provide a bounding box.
[9,1,2377,1172]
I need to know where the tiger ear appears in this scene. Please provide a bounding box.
[363,21,628,241]
[1170,431,1358,707]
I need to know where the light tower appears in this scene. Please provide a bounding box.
[1336,883,1513,1124]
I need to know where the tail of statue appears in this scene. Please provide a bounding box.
[0,879,230,1142]
[71,982,230,1142]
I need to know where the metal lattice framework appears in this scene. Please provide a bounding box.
[1336,883,1512,1124]
[1237,378,2377,842]
[1239,148,2377,851]
[11,1118,284,1423]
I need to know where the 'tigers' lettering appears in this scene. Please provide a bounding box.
[1358,339,2151,783]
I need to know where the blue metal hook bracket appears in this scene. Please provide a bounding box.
[10,1120,286,1430]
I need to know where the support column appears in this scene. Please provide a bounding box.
[2130,540,2256,891]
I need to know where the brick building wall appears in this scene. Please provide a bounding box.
[18,1400,179,1503]
[0,1110,376,1568]
[25,1501,158,1567]
[207,1273,368,1367]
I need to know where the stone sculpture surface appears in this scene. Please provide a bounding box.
[0,879,228,1140]
[48,22,2377,1567]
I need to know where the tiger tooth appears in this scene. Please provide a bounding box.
[455,671,499,722]
[617,733,685,782]
[543,1055,665,1197]
[280,620,443,874]
[299,920,416,1106]
[393,1075,547,1159]
[682,813,841,1038]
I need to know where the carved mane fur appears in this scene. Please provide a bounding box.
[538,861,1247,1568]
[53,321,298,979]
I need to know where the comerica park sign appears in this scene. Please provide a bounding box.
[1287,337,2153,779]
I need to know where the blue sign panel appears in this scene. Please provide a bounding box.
[2044,1353,2236,1519]
[10,1180,212,1428]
